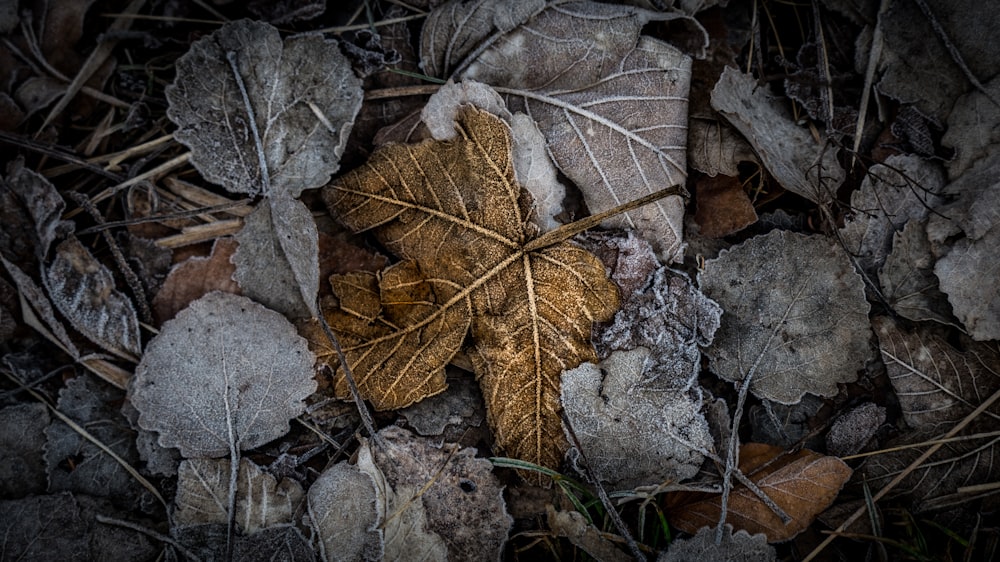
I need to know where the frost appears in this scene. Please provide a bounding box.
[660,524,775,562]
[307,462,382,562]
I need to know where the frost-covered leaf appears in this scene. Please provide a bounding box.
[688,116,758,177]
[399,373,486,440]
[926,151,1000,340]
[44,237,141,361]
[879,219,956,326]
[659,524,775,562]
[561,348,712,489]
[425,1,696,261]
[838,154,945,274]
[711,67,844,204]
[174,457,304,534]
[826,402,885,457]
[130,292,316,458]
[1,157,71,260]
[316,107,618,472]
[699,230,872,404]
[0,403,49,497]
[877,0,1000,122]
[357,426,511,561]
[941,75,1000,178]
[165,19,362,198]
[233,197,320,319]
[1,257,79,358]
[578,229,660,301]
[874,316,1000,430]
[44,374,149,510]
[667,443,852,542]
[307,461,382,562]
[597,266,721,391]
[750,395,825,450]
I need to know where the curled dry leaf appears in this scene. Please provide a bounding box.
[665,443,852,542]
[307,461,382,562]
[2,157,71,260]
[698,230,872,404]
[44,236,141,361]
[130,292,316,458]
[165,19,362,198]
[711,67,844,204]
[423,0,696,261]
[315,107,619,471]
[879,220,957,327]
[561,348,713,489]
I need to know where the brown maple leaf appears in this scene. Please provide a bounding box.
[312,106,623,471]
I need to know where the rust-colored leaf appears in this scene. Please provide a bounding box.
[313,106,619,471]
[665,443,852,542]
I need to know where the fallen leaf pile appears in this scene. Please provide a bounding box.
[3,1,1000,560]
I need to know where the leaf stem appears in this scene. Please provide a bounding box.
[226,51,271,197]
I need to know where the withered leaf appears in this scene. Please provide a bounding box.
[317,106,619,471]
[666,443,852,542]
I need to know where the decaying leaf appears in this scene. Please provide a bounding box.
[316,107,619,471]
[666,443,852,542]
[687,116,758,177]
[694,173,758,238]
[711,67,844,204]
[130,292,316,458]
[43,236,141,361]
[597,266,721,391]
[926,151,1000,340]
[307,461,382,562]
[874,316,1000,430]
[659,524,776,562]
[165,19,362,198]
[399,373,486,441]
[838,154,945,274]
[174,457,304,534]
[941,75,1000,178]
[423,1,695,261]
[152,237,240,325]
[1,157,72,262]
[44,374,149,511]
[2,257,80,359]
[356,426,511,561]
[750,395,825,450]
[561,348,712,489]
[879,219,956,326]
[698,230,872,404]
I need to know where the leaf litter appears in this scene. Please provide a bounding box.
[3,0,1000,559]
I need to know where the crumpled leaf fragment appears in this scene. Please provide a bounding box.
[547,507,631,562]
[165,19,362,198]
[44,374,148,510]
[317,107,618,471]
[44,236,141,361]
[874,316,1000,430]
[926,151,1000,340]
[307,461,382,562]
[838,154,945,274]
[1,257,80,358]
[666,443,852,542]
[711,67,845,204]
[597,266,721,391]
[424,0,697,261]
[399,373,486,441]
[659,524,776,562]
[698,230,872,404]
[174,457,304,534]
[879,219,956,326]
[356,426,512,561]
[561,348,712,489]
[130,291,316,458]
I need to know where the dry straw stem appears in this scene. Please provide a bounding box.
[804,384,1000,561]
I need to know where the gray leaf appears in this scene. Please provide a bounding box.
[699,230,872,404]
[130,292,317,458]
[659,524,775,562]
[307,462,383,562]
[166,19,363,197]
[3,157,71,259]
[879,219,956,326]
[43,237,141,361]
[233,197,320,319]
[711,67,844,204]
